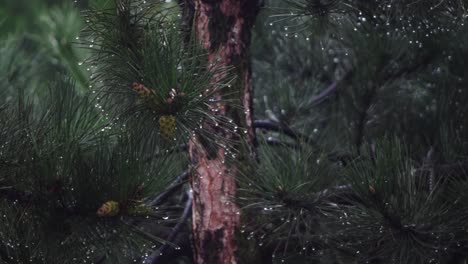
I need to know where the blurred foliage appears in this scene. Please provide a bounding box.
[0,0,60,37]
[0,0,88,91]
[244,0,468,263]
[252,0,468,158]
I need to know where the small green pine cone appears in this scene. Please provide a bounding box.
[127,204,153,216]
[96,201,120,217]
[159,115,176,141]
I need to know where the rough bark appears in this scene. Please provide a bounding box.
[185,0,260,263]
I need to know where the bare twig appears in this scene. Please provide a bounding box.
[310,70,353,107]
[265,137,299,149]
[310,81,338,106]
[253,119,320,149]
[437,160,468,178]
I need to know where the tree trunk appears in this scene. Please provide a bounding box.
[185,0,260,263]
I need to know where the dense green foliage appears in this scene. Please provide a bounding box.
[246,0,468,263]
[0,1,191,263]
[1,0,468,263]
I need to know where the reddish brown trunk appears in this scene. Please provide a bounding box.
[187,0,260,263]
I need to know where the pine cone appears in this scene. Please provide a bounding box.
[132,82,151,98]
[96,200,120,217]
[159,115,176,141]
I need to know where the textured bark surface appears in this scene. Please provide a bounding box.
[187,0,260,263]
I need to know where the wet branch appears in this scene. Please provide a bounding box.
[143,191,193,264]
[148,170,189,207]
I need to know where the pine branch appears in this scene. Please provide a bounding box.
[310,70,353,107]
[350,52,434,154]
[386,52,435,81]
[118,170,190,232]
[148,170,189,207]
[422,147,436,192]
[411,159,468,180]
[265,137,299,149]
[281,184,357,212]
[254,119,357,165]
[354,86,378,154]
[253,119,319,147]
[437,160,468,179]
[142,191,193,264]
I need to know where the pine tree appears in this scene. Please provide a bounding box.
[1,0,468,264]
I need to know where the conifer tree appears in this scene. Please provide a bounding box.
[1,0,468,264]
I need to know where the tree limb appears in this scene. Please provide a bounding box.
[143,190,193,264]
[253,119,319,148]
[148,170,189,207]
